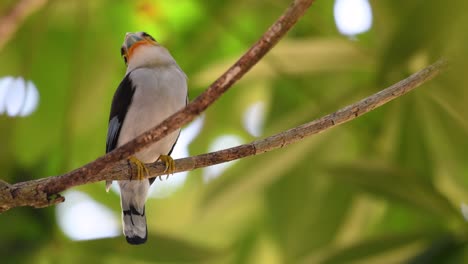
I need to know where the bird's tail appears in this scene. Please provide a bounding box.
[122,204,147,244]
[119,181,149,245]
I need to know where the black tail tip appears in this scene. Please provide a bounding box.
[126,235,147,245]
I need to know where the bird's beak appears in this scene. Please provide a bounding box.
[124,33,144,50]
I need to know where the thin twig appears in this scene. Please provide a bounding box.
[0,0,316,212]
[0,58,448,212]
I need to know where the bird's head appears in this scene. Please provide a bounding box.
[121,32,174,70]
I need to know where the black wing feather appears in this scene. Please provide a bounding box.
[107,74,187,186]
[106,73,135,153]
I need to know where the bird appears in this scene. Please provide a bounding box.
[105,32,187,245]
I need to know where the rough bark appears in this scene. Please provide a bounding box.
[0,0,316,212]
[0,58,447,212]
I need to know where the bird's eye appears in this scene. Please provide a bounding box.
[142,32,156,41]
[120,46,128,64]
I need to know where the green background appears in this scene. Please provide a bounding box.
[1,0,468,263]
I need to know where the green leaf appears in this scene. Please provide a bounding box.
[407,235,467,264]
[266,169,354,260]
[326,161,460,220]
[310,232,443,264]
[41,233,224,263]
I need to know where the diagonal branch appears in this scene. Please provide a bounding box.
[100,59,449,180]
[61,0,315,189]
[0,58,448,212]
[0,0,316,212]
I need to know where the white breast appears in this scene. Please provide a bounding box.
[117,65,187,163]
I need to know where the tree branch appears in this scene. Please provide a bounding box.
[0,0,316,212]
[0,57,448,212]
[94,58,450,180]
[0,0,449,213]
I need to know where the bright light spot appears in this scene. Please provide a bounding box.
[19,80,40,116]
[243,101,266,137]
[5,77,25,116]
[334,0,373,37]
[203,135,244,182]
[56,191,120,241]
[148,115,205,198]
[461,203,468,221]
[0,77,13,114]
[0,76,39,117]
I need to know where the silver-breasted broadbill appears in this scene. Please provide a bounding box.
[105,32,187,245]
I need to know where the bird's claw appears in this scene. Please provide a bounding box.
[158,154,175,181]
[128,156,149,181]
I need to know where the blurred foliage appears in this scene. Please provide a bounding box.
[1,0,468,263]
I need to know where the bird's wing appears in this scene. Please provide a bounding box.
[106,73,135,153]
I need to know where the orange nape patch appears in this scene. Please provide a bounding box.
[127,40,153,61]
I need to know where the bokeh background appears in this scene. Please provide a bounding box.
[1,0,468,263]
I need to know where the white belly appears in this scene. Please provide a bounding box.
[117,66,187,163]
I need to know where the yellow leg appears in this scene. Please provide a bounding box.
[128,156,149,181]
[157,154,175,180]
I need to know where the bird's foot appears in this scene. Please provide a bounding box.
[157,155,175,181]
[128,156,149,181]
